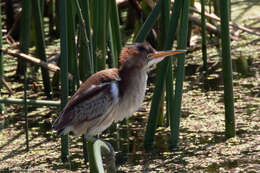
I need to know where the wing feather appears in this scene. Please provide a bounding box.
[53,82,119,131]
[53,68,120,133]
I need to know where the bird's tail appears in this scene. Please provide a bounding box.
[53,119,67,137]
[52,111,66,137]
[52,110,72,137]
[52,115,60,130]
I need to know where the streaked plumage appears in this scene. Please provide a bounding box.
[52,43,185,136]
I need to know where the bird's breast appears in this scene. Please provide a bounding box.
[113,71,148,122]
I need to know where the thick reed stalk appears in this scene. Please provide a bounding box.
[32,0,52,98]
[58,0,70,163]
[20,0,32,151]
[200,0,208,71]
[219,0,235,138]
[144,0,183,150]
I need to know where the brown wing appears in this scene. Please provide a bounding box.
[52,68,120,131]
[53,82,119,132]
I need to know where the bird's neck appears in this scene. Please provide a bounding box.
[118,66,147,97]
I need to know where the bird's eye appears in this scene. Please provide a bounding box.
[147,48,154,54]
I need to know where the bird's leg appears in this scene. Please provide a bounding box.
[101,140,115,157]
[84,135,115,156]
[101,141,116,172]
[84,134,116,172]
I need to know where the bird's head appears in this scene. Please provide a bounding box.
[119,42,186,70]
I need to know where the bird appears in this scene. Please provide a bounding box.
[52,42,185,137]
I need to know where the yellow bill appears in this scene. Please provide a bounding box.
[148,49,186,59]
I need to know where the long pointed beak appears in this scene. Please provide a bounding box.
[148,49,186,59]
